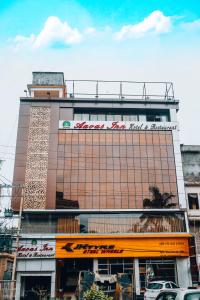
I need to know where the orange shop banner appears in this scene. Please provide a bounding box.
[56,234,190,258]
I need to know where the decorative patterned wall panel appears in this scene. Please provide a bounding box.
[24,107,50,209]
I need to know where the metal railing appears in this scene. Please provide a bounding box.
[65,80,175,101]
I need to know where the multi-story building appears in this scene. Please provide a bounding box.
[0,160,3,197]
[181,145,200,282]
[12,72,193,299]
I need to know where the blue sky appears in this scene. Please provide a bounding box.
[1,0,200,46]
[0,0,200,181]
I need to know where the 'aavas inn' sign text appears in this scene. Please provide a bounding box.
[59,121,178,131]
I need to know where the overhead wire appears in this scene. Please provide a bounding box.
[0,145,16,148]
[0,151,15,156]
[0,174,13,184]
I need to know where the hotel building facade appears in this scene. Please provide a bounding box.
[12,72,193,299]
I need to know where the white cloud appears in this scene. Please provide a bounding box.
[84,27,97,35]
[14,16,82,49]
[115,10,172,40]
[14,34,36,50]
[181,19,200,29]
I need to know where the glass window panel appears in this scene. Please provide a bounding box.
[166,134,173,145]
[135,171,142,183]
[129,115,138,121]
[107,115,114,121]
[120,132,126,144]
[134,158,141,168]
[65,133,72,144]
[82,113,89,120]
[126,133,132,144]
[167,146,174,157]
[139,133,146,144]
[139,115,146,121]
[113,115,122,121]
[146,115,156,121]
[74,113,82,120]
[146,145,154,157]
[141,158,148,169]
[133,145,140,156]
[56,170,64,182]
[161,115,168,122]
[99,132,106,143]
[90,114,98,120]
[123,115,130,121]
[145,133,153,144]
[132,133,140,145]
[113,133,120,144]
[140,145,147,157]
[56,183,64,193]
[93,132,99,144]
[72,133,79,144]
[58,132,65,144]
[97,114,105,121]
[126,146,133,157]
[142,171,149,182]
[58,158,64,169]
[120,170,128,182]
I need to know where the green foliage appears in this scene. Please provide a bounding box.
[143,185,176,208]
[83,286,113,300]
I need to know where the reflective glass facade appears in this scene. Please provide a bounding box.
[21,212,185,234]
[56,130,178,209]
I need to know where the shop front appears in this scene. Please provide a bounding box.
[56,234,191,299]
[15,238,56,300]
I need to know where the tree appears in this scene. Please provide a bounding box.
[83,285,113,300]
[140,185,178,233]
[143,185,176,209]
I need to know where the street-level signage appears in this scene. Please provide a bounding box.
[56,235,190,258]
[17,240,55,258]
[59,121,178,131]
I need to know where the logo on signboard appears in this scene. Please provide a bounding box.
[61,242,123,254]
[62,121,71,128]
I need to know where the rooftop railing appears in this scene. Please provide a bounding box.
[65,80,175,101]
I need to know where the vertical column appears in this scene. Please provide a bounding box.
[15,273,21,300]
[134,258,141,295]
[93,259,98,272]
[170,109,177,122]
[176,257,192,287]
[51,271,56,298]
[172,129,187,209]
[24,106,51,209]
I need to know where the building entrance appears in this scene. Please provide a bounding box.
[21,275,51,299]
[56,258,93,299]
[97,258,135,300]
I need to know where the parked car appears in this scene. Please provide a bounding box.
[144,281,179,300]
[155,289,200,300]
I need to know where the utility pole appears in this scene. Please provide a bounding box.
[0,184,24,299]
[11,186,24,289]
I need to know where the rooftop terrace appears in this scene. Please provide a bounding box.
[64,80,175,101]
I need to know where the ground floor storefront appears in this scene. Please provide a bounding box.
[56,257,183,299]
[16,234,192,299]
